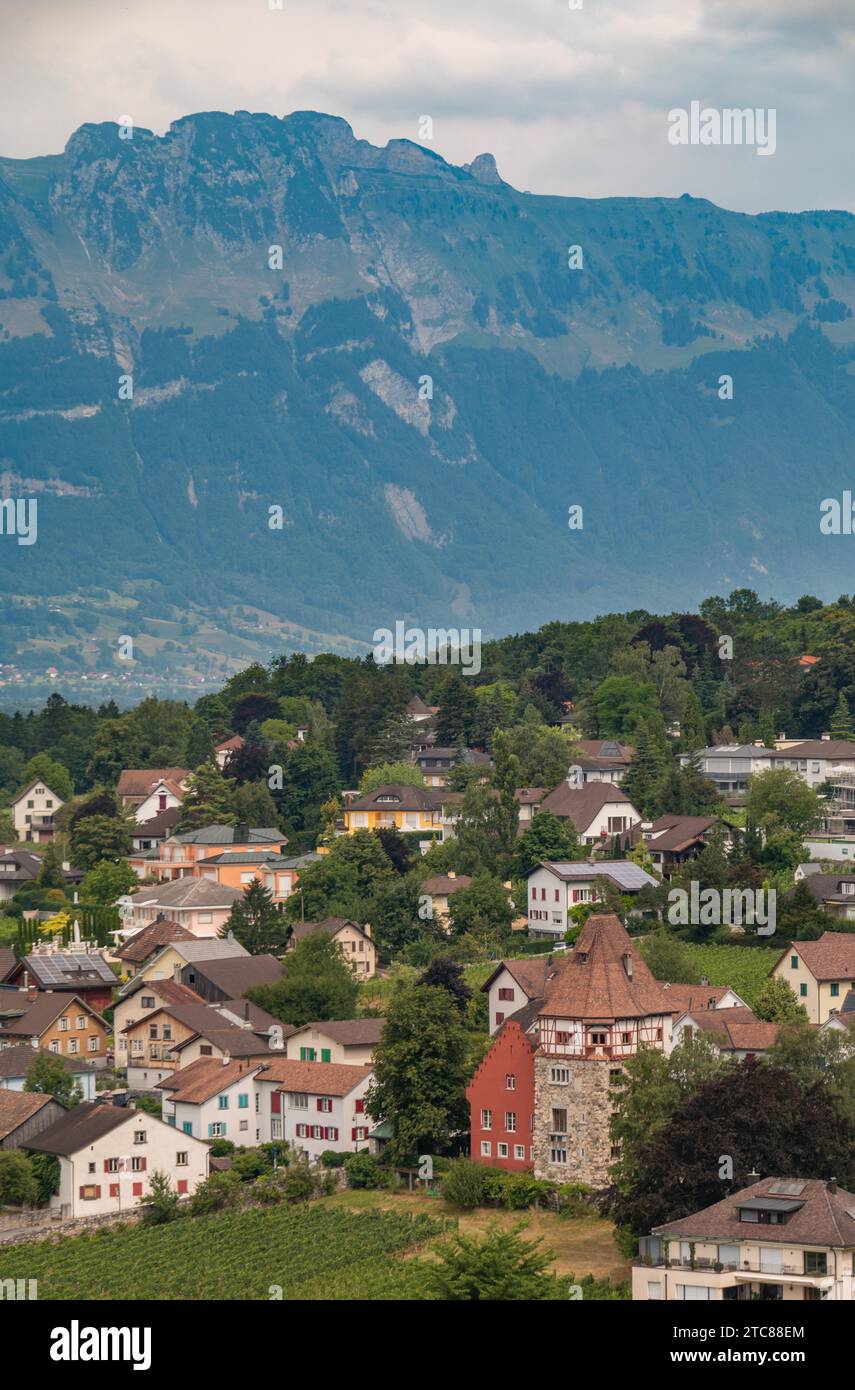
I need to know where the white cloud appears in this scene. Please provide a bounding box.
[0,0,852,212]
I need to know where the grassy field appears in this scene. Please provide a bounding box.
[0,1191,628,1301]
[680,942,780,1008]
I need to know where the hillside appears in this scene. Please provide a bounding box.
[2,110,855,700]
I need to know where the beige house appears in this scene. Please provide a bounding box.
[9,779,65,842]
[420,873,472,923]
[120,936,249,990]
[770,933,855,1024]
[634,1178,855,1301]
[120,877,243,937]
[287,1018,384,1065]
[287,918,377,979]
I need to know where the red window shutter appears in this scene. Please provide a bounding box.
[355,1099,364,1113]
[178,1180,188,1195]
[109,1183,120,1198]
[316,1098,323,1112]
[103,1159,110,1172]
[271,1092,281,1114]
[79,1185,86,1198]
[140,1157,147,1172]
[352,1128,357,1141]
[330,1128,338,1142]
[132,1182,142,1197]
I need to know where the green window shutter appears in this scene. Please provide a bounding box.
[182,1121,193,1135]
[299,1047,307,1061]
[238,1093,249,1108]
[321,1049,331,1063]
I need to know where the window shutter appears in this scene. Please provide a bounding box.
[103,1159,111,1172]
[316,1098,324,1112]
[355,1099,364,1114]
[95,1186,102,1199]
[330,1128,338,1142]
[140,1157,147,1172]
[352,1128,357,1141]
[79,1185,86,1198]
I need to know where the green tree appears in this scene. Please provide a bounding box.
[286,831,396,923]
[29,1152,60,1203]
[80,858,138,904]
[620,721,667,817]
[590,676,658,739]
[274,742,340,839]
[366,980,471,1161]
[746,768,821,838]
[221,880,290,954]
[176,763,237,831]
[447,874,514,951]
[776,880,835,942]
[19,752,73,802]
[359,762,424,795]
[422,1224,562,1301]
[248,931,358,1027]
[752,975,808,1023]
[70,814,132,872]
[493,724,579,789]
[24,1052,82,1108]
[35,840,67,891]
[141,1170,181,1226]
[434,671,478,747]
[0,1150,38,1206]
[830,691,855,740]
[510,810,581,879]
[640,932,701,984]
[680,689,707,751]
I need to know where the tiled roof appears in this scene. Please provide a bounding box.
[421,875,472,896]
[539,914,671,1022]
[775,740,855,759]
[290,1018,384,1046]
[345,784,447,813]
[117,768,190,799]
[777,933,855,981]
[129,877,242,909]
[682,1007,779,1052]
[538,780,638,830]
[0,948,17,983]
[652,1177,855,1247]
[0,1043,96,1079]
[0,1089,58,1140]
[258,1059,372,1096]
[170,826,283,846]
[157,1057,262,1104]
[117,920,196,964]
[289,918,372,944]
[0,994,106,1037]
[483,957,552,1000]
[182,955,283,995]
[659,983,742,1012]
[133,807,181,838]
[25,1101,131,1156]
[642,815,720,852]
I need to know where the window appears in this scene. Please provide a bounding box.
[238,1093,249,1109]
[647,1282,662,1300]
[550,1066,569,1084]
[88,1036,99,1052]
[239,1120,248,1131]
[148,1024,158,1040]
[79,1185,100,1201]
[514,1145,525,1160]
[550,1148,567,1165]
[75,1015,86,1030]
[299,1047,316,1062]
[354,1099,365,1114]
[132,1183,143,1198]
[290,1093,308,1109]
[800,983,808,997]
[133,1130,146,1144]
[504,1112,517,1132]
[551,1108,567,1134]
[481,1108,492,1130]
[831,983,840,997]
[109,1183,120,1198]
[505,1074,515,1090]
[495,1012,504,1025]
[352,1126,367,1142]
[790,955,798,969]
[217,1095,229,1110]
[68,1039,79,1054]
[497,1143,508,1158]
[481,1141,492,1157]
[131,1156,146,1173]
[208,1122,226,1138]
[271,1118,282,1139]
[498,987,514,1001]
[176,1152,188,1166]
[318,1097,332,1113]
[58,1017,69,1032]
[182,1121,193,1135]
[142,996,155,1009]
[804,1251,827,1275]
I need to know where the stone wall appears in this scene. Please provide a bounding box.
[532,1055,620,1187]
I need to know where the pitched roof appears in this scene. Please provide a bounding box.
[406,695,434,717]
[133,807,181,838]
[576,739,634,767]
[122,978,203,1007]
[800,874,855,906]
[421,875,472,896]
[215,998,289,1032]
[289,917,372,944]
[642,815,720,852]
[514,788,546,805]
[534,860,658,890]
[0,1043,96,1079]
[658,982,743,1013]
[25,1101,133,1155]
[0,1090,58,1140]
[680,1006,779,1052]
[0,948,17,983]
[538,914,671,1022]
[0,850,44,884]
[17,951,117,989]
[0,994,106,1037]
[170,826,284,846]
[125,1002,276,1056]
[116,768,190,799]
[538,780,638,830]
[216,736,245,752]
[181,955,283,996]
[157,1057,262,1104]
[258,1059,372,1096]
[776,739,855,759]
[652,1177,855,1247]
[128,877,243,909]
[117,919,196,964]
[776,932,855,981]
[344,784,445,813]
[290,1018,384,1046]
[9,778,66,807]
[482,957,552,1000]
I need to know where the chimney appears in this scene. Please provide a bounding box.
[221,1051,230,1066]
[172,963,182,983]
[822,732,831,741]
[700,975,710,986]
[244,1001,250,1021]
[777,732,786,742]
[234,823,249,844]
[827,1178,838,1194]
[622,952,633,980]
[363,922,372,939]
[448,870,456,880]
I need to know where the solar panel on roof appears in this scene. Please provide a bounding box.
[768,1180,807,1196]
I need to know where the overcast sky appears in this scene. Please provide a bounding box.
[1,0,853,213]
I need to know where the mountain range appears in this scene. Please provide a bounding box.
[1,109,855,701]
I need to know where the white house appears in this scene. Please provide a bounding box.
[9,779,65,843]
[537,780,640,844]
[159,1058,267,1143]
[0,1043,98,1101]
[525,860,659,939]
[26,1101,210,1219]
[133,777,187,826]
[286,1019,384,1066]
[481,957,555,1034]
[257,1059,373,1155]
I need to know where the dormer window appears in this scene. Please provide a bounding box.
[375,795,400,804]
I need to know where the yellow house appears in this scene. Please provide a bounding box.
[342,784,445,836]
[771,932,855,1024]
[123,938,250,990]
